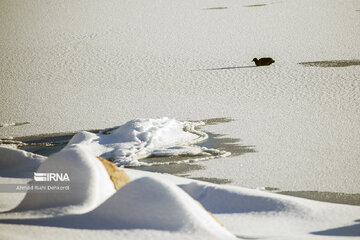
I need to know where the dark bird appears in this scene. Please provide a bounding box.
[252,57,275,66]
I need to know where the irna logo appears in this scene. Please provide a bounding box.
[34,172,70,182]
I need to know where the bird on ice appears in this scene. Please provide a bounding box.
[252,57,275,66]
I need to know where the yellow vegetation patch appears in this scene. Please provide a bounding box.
[97,157,131,190]
[194,200,224,227]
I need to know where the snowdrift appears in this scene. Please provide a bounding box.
[0,146,46,178]
[82,176,235,238]
[13,144,115,214]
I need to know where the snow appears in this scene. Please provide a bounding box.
[0,146,46,178]
[0,0,359,238]
[80,176,235,238]
[0,161,359,239]
[1,118,356,239]
[1,0,359,194]
[0,141,359,239]
[13,144,115,214]
[67,118,228,166]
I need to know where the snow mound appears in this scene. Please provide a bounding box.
[0,146,46,178]
[85,176,235,238]
[13,144,116,214]
[67,118,229,166]
[180,181,304,214]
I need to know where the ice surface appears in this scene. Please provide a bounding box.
[0,0,359,213]
[0,0,359,238]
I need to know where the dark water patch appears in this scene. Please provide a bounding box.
[244,4,267,7]
[14,130,99,156]
[135,128,255,176]
[261,187,280,191]
[278,191,360,206]
[133,118,255,177]
[189,177,232,184]
[198,132,255,156]
[200,117,234,125]
[191,118,255,157]
[135,162,205,175]
[299,60,360,68]
[203,7,227,10]
[15,134,73,156]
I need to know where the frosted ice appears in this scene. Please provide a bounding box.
[0,0,359,193]
[0,0,359,238]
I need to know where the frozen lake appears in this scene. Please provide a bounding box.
[1,0,359,194]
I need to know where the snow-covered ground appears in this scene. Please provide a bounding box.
[1,0,359,193]
[1,118,360,239]
[1,140,360,240]
[0,0,359,238]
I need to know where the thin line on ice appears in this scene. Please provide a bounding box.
[0,122,30,128]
